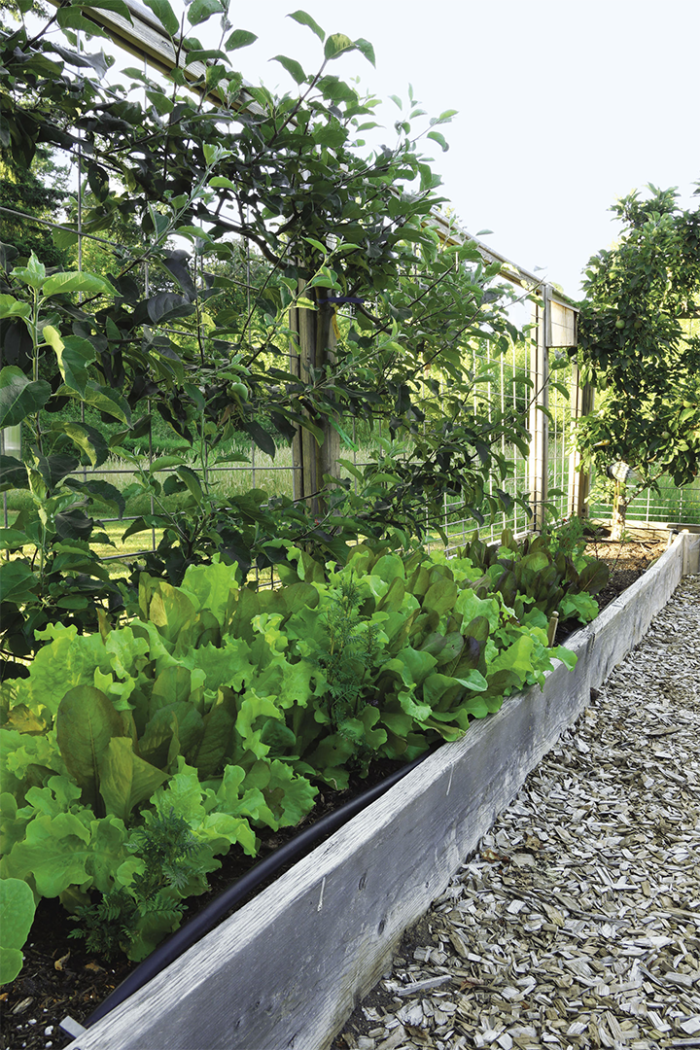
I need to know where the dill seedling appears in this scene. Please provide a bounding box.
[69,807,207,959]
[314,573,386,738]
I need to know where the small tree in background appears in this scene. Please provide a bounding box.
[0,150,70,270]
[573,184,700,538]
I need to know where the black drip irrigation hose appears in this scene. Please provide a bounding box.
[84,748,433,1029]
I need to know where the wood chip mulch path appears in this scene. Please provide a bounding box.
[334,574,700,1050]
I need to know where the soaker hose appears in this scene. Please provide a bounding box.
[84,748,433,1028]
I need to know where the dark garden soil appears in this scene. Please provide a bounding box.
[580,524,671,616]
[0,528,673,1050]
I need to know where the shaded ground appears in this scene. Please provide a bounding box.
[0,528,673,1050]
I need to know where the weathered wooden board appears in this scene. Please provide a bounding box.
[547,296,577,348]
[65,533,698,1050]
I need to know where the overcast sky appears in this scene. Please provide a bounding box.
[220,0,699,300]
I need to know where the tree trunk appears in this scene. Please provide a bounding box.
[610,482,629,541]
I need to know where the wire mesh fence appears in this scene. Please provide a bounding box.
[589,474,700,528]
[441,337,532,551]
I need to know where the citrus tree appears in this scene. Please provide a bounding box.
[573,184,700,537]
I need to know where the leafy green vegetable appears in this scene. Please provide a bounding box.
[0,878,36,985]
[0,533,607,972]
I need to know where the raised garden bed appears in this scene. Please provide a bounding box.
[46,530,698,1050]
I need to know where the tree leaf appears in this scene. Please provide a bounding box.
[55,8,110,37]
[145,89,174,115]
[0,561,38,604]
[176,465,203,504]
[0,528,29,550]
[352,38,375,66]
[10,253,45,291]
[161,250,196,299]
[287,10,324,42]
[0,367,51,428]
[0,295,30,320]
[244,419,276,458]
[142,0,180,36]
[324,33,354,60]
[81,382,131,424]
[43,328,95,396]
[149,455,187,471]
[42,272,118,298]
[0,455,27,492]
[73,0,132,22]
[313,122,346,149]
[427,130,449,152]
[48,43,110,76]
[187,0,221,26]
[225,28,257,52]
[208,175,237,190]
[54,422,109,467]
[271,55,306,85]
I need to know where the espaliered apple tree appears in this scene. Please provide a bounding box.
[573,184,700,538]
[0,0,529,674]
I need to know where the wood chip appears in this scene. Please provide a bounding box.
[333,576,700,1050]
[396,975,452,996]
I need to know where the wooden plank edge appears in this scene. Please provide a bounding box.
[64,533,694,1050]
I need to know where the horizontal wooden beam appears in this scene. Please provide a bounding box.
[45,0,262,110]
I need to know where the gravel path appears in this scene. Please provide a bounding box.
[334,575,700,1050]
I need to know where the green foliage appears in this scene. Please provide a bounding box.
[0,540,608,974]
[0,876,36,984]
[458,524,608,626]
[574,184,700,536]
[310,571,389,738]
[0,150,68,270]
[0,2,610,984]
[0,261,128,667]
[0,2,533,675]
[68,806,208,960]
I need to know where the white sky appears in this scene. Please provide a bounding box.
[217,0,699,299]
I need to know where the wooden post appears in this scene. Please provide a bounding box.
[289,286,340,518]
[529,287,550,532]
[567,361,594,520]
